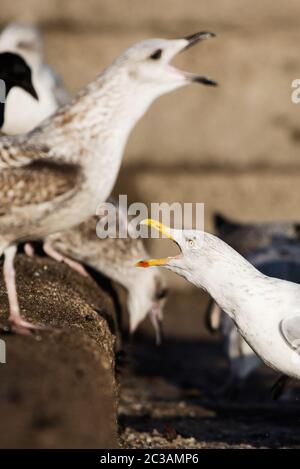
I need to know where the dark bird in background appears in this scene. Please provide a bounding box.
[0,22,69,134]
[0,51,38,128]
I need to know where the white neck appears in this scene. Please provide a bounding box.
[28,65,158,206]
[180,233,266,319]
[36,66,156,160]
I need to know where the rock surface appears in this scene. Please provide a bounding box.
[0,255,118,448]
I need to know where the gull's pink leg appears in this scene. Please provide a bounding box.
[24,243,35,257]
[3,245,44,334]
[43,242,90,278]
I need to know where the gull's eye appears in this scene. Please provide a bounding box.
[149,49,162,60]
[188,239,195,247]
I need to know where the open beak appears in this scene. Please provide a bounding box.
[135,219,181,268]
[176,31,217,87]
[183,31,216,50]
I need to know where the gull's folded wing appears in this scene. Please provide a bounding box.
[0,136,50,169]
[0,159,82,215]
[280,316,300,349]
[0,133,82,215]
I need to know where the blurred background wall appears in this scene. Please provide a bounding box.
[1,0,300,336]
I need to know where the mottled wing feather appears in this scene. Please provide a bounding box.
[0,136,50,169]
[48,198,147,263]
[280,316,300,349]
[0,160,81,214]
[97,197,142,242]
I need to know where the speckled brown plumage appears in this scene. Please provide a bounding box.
[0,160,81,211]
[0,33,214,333]
[46,199,167,338]
[0,136,50,169]
[47,210,148,270]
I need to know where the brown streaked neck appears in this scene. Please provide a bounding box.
[38,67,154,163]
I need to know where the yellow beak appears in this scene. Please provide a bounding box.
[135,219,175,268]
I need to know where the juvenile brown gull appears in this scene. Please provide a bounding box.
[0,32,217,333]
[46,199,167,342]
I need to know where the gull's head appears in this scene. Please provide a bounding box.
[136,219,204,279]
[0,22,43,68]
[114,32,217,99]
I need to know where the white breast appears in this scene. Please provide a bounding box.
[2,75,58,134]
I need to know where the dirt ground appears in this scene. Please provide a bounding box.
[118,293,300,449]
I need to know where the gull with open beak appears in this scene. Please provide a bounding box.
[137,219,300,380]
[0,31,217,333]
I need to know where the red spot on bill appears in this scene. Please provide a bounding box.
[136,260,150,268]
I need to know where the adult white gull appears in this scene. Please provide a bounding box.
[137,219,300,380]
[206,213,300,394]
